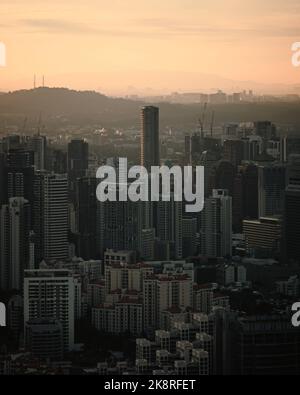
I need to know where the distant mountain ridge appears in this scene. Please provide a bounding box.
[0,87,299,129]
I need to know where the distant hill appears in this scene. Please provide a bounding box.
[0,87,299,130]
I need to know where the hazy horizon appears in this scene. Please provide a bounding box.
[0,0,300,95]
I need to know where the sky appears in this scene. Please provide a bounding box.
[0,0,299,95]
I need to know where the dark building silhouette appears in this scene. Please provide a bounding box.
[67,139,89,202]
[141,106,160,170]
[284,155,300,264]
[223,140,244,168]
[0,197,31,290]
[209,160,236,197]
[232,315,300,375]
[75,177,98,260]
[47,147,67,174]
[258,164,286,217]
[233,163,258,232]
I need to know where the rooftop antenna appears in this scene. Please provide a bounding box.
[34,74,36,89]
[42,75,45,88]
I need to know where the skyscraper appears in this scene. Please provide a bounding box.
[258,164,286,217]
[67,139,89,202]
[156,196,183,260]
[74,177,98,260]
[5,149,35,207]
[200,189,232,258]
[141,106,160,170]
[284,155,300,264]
[0,197,31,290]
[27,134,47,171]
[223,140,243,168]
[34,173,69,262]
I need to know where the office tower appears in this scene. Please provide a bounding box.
[243,217,282,258]
[0,153,5,205]
[233,315,300,375]
[24,269,75,353]
[143,274,192,332]
[47,147,67,174]
[233,163,258,232]
[240,163,258,218]
[100,198,143,255]
[27,134,47,171]
[200,189,232,258]
[74,177,98,260]
[141,106,160,170]
[67,139,89,201]
[267,138,281,160]
[223,140,243,168]
[6,148,34,168]
[7,295,23,337]
[280,137,300,162]
[156,196,183,260]
[284,155,300,264]
[199,150,219,197]
[242,136,263,161]
[25,319,64,361]
[209,160,236,197]
[98,158,145,255]
[254,121,276,141]
[1,135,22,152]
[223,123,238,136]
[0,197,31,290]
[5,149,35,207]
[182,217,197,258]
[34,173,69,263]
[258,164,286,217]
[141,228,155,260]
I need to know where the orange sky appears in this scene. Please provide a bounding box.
[0,0,299,95]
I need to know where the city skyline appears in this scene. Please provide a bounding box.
[0,0,300,94]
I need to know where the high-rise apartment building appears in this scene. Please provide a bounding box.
[24,269,76,353]
[27,134,47,171]
[143,274,192,331]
